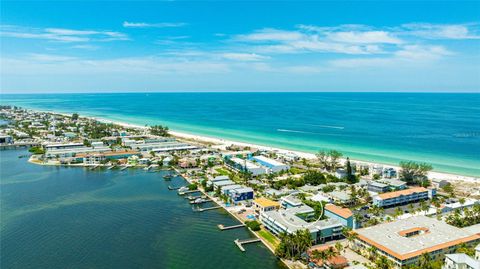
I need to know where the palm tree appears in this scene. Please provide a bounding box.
[367,246,378,261]
[418,252,433,269]
[375,255,393,269]
[311,250,328,267]
[335,242,344,254]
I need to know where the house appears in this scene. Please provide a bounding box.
[229,187,254,202]
[324,204,356,229]
[179,158,197,168]
[307,245,349,269]
[379,178,407,191]
[0,135,13,144]
[281,194,303,208]
[383,167,397,179]
[253,197,280,213]
[63,132,77,138]
[432,178,449,189]
[443,253,480,269]
[162,156,172,166]
[476,244,480,260]
[250,155,289,173]
[327,190,353,205]
[138,158,150,165]
[373,187,436,208]
[367,181,390,193]
[221,184,242,195]
[353,216,480,268]
[335,168,348,179]
[213,180,235,190]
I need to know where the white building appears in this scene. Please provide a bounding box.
[229,157,266,176]
[443,254,480,269]
[251,155,289,173]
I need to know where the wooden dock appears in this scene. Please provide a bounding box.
[178,190,200,195]
[193,205,222,212]
[234,238,262,252]
[218,223,245,231]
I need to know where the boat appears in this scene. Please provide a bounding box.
[163,174,173,180]
[177,186,189,193]
[190,198,207,204]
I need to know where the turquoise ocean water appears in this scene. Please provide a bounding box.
[0,149,285,269]
[1,92,479,176]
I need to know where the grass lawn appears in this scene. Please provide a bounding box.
[215,167,230,176]
[258,229,279,248]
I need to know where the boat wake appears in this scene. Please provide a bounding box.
[309,124,345,130]
[276,129,317,134]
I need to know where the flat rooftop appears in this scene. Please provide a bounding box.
[263,207,341,234]
[230,157,262,169]
[252,155,287,167]
[377,187,428,200]
[355,215,480,260]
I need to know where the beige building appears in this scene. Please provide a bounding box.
[353,216,480,268]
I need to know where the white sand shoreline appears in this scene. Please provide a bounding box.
[87,115,479,184]
[18,107,479,183]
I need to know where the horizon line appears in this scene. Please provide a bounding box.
[1,90,480,95]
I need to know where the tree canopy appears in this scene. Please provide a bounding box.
[150,125,170,137]
[399,161,432,185]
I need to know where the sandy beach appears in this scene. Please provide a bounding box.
[87,115,480,184]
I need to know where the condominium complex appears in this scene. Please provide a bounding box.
[353,216,480,268]
[260,204,343,244]
[372,187,436,207]
[250,155,290,173]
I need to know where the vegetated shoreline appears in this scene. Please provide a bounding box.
[14,107,480,182]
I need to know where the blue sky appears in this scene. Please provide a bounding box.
[1,1,480,93]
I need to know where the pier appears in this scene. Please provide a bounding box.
[234,238,262,252]
[217,223,245,231]
[89,165,100,170]
[189,198,209,205]
[178,190,200,195]
[120,165,130,171]
[192,205,222,212]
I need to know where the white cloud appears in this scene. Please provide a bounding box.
[235,28,304,42]
[326,31,402,44]
[402,23,480,39]
[28,53,77,62]
[122,21,187,28]
[330,45,453,68]
[1,25,128,42]
[394,45,452,60]
[221,53,269,61]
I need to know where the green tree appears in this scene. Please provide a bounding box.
[275,230,312,260]
[72,113,79,120]
[418,252,433,269]
[316,150,328,169]
[375,255,393,269]
[328,150,343,171]
[150,125,170,136]
[345,157,357,183]
[399,161,432,185]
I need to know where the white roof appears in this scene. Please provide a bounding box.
[446,254,480,269]
[252,155,287,167]
[230,157,262,169]
[356,216,479,256]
